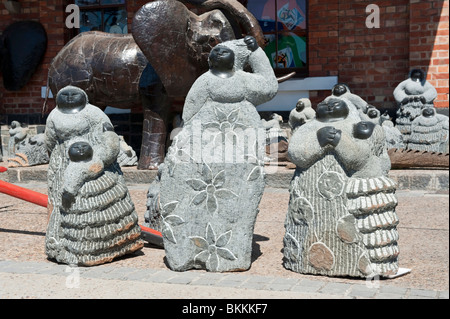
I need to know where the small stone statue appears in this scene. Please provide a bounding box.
[364,107,405,149]
[327,83,372,116]
[117,136,138,166]
[8,121,28,156]
[409,107,449,153]
[284,97,400,278]
[289,98,315,132]
[394,69,438,141]
[8,132,49,167]
[158,36,278,272]
[44,85,143,266]
[262,113,288,162]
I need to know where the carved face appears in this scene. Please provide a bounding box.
[316,99,350,122]
[422,107,435,118]
[296,100,305,112]
[332,84,348,97]
[410,69,425,83]
[208,46,235,71]
[56,86,87,114]
[68,141,93,162]
[367,108,379,119]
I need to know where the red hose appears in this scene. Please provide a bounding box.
[0,168,163,246]
[0,180,49,208]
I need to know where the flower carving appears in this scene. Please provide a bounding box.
[203,107,249,146]
[190,223,237,271]
[160,201,184,244]
[186,163,238,214]
[245,140,265,181]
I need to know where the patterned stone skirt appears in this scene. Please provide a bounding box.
[58,165,144,266]
[346,176,400,277]
[283,154,400,278]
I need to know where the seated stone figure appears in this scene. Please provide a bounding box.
[289,98,315,132]
[326,83,372,116]
[284,97,400,278]
[364,107,404,149]
[409,107,449,153]
[159,36,278,272]
[394,69,438,141]
[44,85,143,266]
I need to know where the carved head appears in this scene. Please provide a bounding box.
[208,46,235,72]
[422,107,435,118]
[68,141,94,162]
[56,86,88,114]
[316,99,350,123]
[409,69,425,83]
[332,84,349,97]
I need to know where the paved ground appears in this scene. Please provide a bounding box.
[0,167,448,300]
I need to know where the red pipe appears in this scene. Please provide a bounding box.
[0,180,49,208]
[0,167,163,246]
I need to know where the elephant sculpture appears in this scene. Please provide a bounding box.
[0,20,47,91]
[44,0,270,170]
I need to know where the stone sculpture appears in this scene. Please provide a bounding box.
[117,136,138,167]
[394,69,438,141]
[289,98,315,132]
[326,83,372,116]
[409,107,449,153]
[8,121,28,156]
[45,0,265,170]
[44,85,144,266]
[158,36,278,272]
[262,113,288,162]
[364,107,405,150]
[0,20,47,91]
[284,97,400,278]
[8,132,49,168]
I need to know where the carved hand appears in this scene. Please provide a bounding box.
[317,126,342,148]
[244,35,258,52]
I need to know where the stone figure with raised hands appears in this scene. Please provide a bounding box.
[284,96,400,278]
[158,36,278,272]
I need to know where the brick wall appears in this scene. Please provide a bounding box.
[1,0,448,122]
[307,0,448,110]
[410,0,449,108]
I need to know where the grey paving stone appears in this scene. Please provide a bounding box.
[379,285,408,295]
[348,284,378,298]
[438,291,449,299]
[375,292,405,299]
[291,279,325,293]
[408,289,438,298]
[319,282,352,295]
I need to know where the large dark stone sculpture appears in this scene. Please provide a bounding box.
[0,20,47,91]
[45,0,265,170]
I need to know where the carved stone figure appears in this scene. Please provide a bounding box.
[44,85,143,266]
[262,113,288,162]
[409,107,449,153]
[364,107,404,149]
[284,97,400,278]
[44,0,265,170]
[394,69,438,141]
[289,98,315,132]
[158,36,278,272]
[8,132,49,167]
[117,136,138,166]
[326,83,372,116]
[8,121,28,156]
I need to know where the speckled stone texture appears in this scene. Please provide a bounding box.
[159,38,278,272]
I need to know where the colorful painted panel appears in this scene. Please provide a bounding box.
[263,33,307,68]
